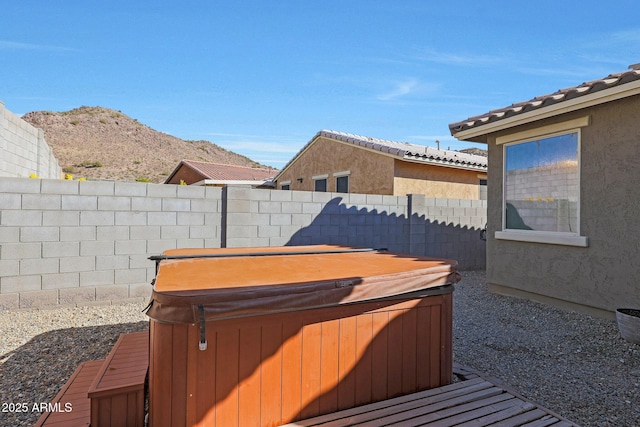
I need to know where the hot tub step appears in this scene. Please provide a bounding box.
[88,331,149,427]
[35,331,149,427]
[34,359,104,427]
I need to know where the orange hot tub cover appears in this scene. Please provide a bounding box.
[146,245,460,324]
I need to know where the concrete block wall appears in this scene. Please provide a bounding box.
[505,163,578,202]
[0,101,62,179]
[0,178,222,310]
[408,194,487,269]
[0,180,485,310]
[225,187,486,269]
[225,187,411,253]
[505,163,578,232]
[508,199,578,233]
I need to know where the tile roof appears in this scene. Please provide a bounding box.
[171,160,278,182]
[449,64,640,137]
[277,130,487,177]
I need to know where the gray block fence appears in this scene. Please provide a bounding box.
[0,178,486,310]
[0,101,62,179]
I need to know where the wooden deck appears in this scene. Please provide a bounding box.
[33,328,581,427]
[88,331,149,427]
[281,365,580,427]
[35,331,149,427]
[33,360,103,427]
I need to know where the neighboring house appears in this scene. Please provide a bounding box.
[449,63,640,318]
[165,160,278,187]
[273,130,488,199]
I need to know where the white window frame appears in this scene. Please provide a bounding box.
[280,180,291,190]
[495,116,589,247]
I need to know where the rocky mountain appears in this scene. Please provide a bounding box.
[22,106,271,183]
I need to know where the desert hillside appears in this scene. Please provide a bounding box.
[22,106,271,183]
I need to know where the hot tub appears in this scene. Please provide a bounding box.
[146,245,459,427]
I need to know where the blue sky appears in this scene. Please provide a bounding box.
[505,133,578,172]
[2,1,639,169]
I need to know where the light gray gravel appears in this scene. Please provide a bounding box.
[454,270,640,427]
[0,271,638,427]
[0,302,149,427]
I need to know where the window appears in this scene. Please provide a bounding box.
[312,174,328,192]
[479,179,487,200]
[280,180,291,190]
[496,119,588,247]
[334,170,350,193]
[336,176,349,193]
[504,132,578,232]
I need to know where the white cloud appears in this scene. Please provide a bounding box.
[376,78,440,101]
[609,28,640,44]
[223,140,299,154]
[0,40,76,52]
[410,48,506,67]
[202,133,302,154]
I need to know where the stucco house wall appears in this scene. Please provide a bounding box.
[275,132,487,198]
[485,95,640,317]
[166,166,203,185]
[275,136,396,194]
[393,160,483,198]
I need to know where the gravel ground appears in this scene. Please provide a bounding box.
[454,270,640,427]
[0,271,638,426]
[0,302,149,427]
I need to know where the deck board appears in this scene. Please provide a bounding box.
[88,331,149,396]
[88,331,149,427]
[280,365,581,427]
[34,359,104,427]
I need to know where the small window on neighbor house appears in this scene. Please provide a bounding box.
[336,175,349,193]
[314,178,327,192]
[280,180,291,190]
[504,131,579,233]
[479,179,487,200]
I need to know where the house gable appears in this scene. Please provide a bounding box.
[275,136,395,194]
[165,160,277,186]
[165,161,207,184]
[275,130,487,196]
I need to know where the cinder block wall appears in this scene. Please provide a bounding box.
[0,101,62,179]
[0,178,222,310]
[0,180,485,310]
[224,186,486,269]
[225,187,411,252]
[407,194,487,269]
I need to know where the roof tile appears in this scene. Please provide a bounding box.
[179,160,278,181]
[449,65,640,135]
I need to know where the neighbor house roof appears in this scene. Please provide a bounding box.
[449,64,640,142]
[275,130,487,180]
[165,160,278,185]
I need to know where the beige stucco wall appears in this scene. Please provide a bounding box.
[166,165,205,185]
[393,160,486,198]
[275,137,395,194]
[485,94,640,317]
